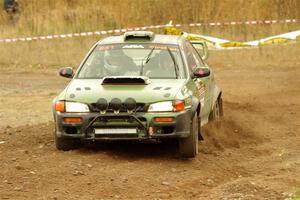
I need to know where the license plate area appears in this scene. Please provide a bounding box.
[94,128,137,135]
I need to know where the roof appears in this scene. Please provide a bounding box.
[98,33,182,45]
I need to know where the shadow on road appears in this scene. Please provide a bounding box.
[77,140,192,161]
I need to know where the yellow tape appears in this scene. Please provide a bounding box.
[219,42,252,47]
[166,27,216,45]
[186,35,216,46]
[165,27,182,36]
[165,25,300,49]
[259,38,292,46]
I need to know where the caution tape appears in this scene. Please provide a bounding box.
[259,38,292,46]
[187,18,300,27]
[219,42,252,48]
[166,25,300,49]
[0,18,300,43]
[0,24,169,43]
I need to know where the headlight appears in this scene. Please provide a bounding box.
[148,101,174,112]
[148,101,186,112]
[65,102,90,113]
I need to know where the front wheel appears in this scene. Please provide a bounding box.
[209,97,223,127]
[54,129,81,151]
[178,114,199,158]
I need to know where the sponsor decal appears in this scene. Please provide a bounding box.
[122,45,145,49]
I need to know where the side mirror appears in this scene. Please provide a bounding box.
[190,41,209,60]
[192,67,210,78]
[59,67,74,78]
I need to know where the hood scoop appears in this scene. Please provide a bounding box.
[102,76,150,85]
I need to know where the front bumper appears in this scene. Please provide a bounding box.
[54,110,192,140]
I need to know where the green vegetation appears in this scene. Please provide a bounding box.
[0,0,299,67]
[1,0,299,39]
[292,189,300,200]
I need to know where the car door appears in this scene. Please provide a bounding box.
[184,41,214,119]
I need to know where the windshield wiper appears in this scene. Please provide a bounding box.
[140,47,155,76]
[167,47,179,79]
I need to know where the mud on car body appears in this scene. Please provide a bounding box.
[53,31,223,158]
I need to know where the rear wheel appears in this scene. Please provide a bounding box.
[179,114,199,158]
[54,129,81,151]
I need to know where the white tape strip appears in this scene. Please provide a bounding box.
[0,24,168,43]
[0,19,299,43]
[185,29,300,49]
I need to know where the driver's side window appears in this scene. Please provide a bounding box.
[79,51,104,78]
[184,42,198,72]
[186,42,205,68]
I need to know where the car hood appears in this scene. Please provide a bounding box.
[62,78,186,104]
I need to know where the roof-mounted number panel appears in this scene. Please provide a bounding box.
[124,31,155,41]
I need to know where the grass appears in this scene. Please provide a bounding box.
[0,35,298,71]
[0,37,99,68]
[287,189,300,200]
[0,0,299,38]
[0,0,299,68]
[207,43,300,69]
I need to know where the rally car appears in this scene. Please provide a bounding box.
[52,31,223,158]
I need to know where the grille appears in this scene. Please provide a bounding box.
[89,103,148,113]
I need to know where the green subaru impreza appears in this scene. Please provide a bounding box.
[52,31,223,158]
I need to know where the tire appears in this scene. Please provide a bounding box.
[209,98,222,121]
[198,116,203,140]
[209,97,223,127]
[179,114,199,158]
[54,130,81,151]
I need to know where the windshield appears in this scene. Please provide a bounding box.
[77,43,186,79]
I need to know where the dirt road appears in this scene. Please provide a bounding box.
[0,49,299,199]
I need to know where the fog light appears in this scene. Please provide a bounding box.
[154,117,175,122]
[110,98,122,114]
[63,117,82,123]
[96,98,108,114]
[124,98,136,113]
